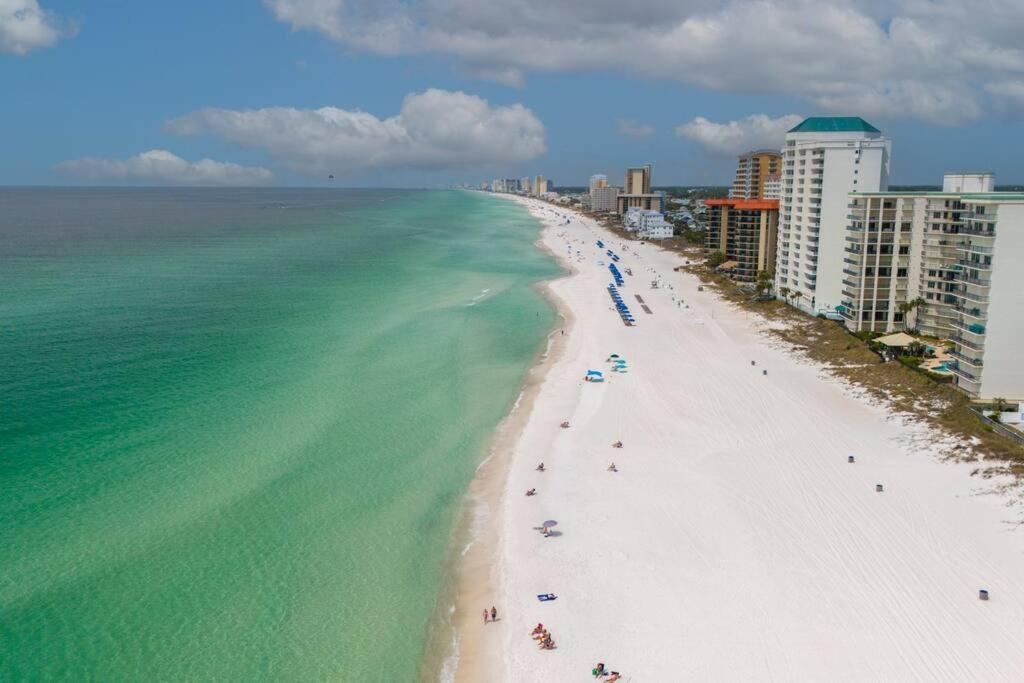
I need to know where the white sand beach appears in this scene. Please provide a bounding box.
[470,197,1024,681]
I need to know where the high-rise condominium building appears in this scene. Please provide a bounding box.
[591,186,620,212]
[730,150,782,200]
[841,173,1024,399]
[520,177,531,194]
[704,199,780,281]
[533,175,548,196]
[775,117,891,314]
[617,164,662,214]
[763,174,781,200]
[624,165,651,194]
[589,174,608,192]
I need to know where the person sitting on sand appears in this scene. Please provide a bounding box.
[525,488,536,496]
[607,463,618,472]
[560,420,570,428]
[536,462,545,472]
[531,623,544,635]
[605,673,621,682]
[594,663,606,677]
[541,526,551,537]
[612,441,623,448]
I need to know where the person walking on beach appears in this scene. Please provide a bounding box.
[490,606,497,622]
[483,608,489,624]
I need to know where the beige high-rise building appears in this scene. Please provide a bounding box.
[704,199,779,281]
[591,186,620,212]
[624,165,652,195]
[841,172,1024,399]
[533,175,548,196]
[589,174,608,192]
[617,164,661,214]
[730,150,783,200]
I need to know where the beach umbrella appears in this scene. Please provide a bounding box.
[543,520,558,527]
[609,354,619,358]
[587,370,603,376]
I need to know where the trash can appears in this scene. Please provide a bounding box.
[848,455,855,463]
[876,484,884,492]
[979,589,989,601]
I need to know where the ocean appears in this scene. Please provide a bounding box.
[0,188,560,680]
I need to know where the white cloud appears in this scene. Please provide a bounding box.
[676,114,803,155]
[166,88,546,176]
[616,119,655,137]
[0,0,64,55]
[264,0,1024,124]
[54,150,274,186]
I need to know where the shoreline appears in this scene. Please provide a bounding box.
[421,194,577,682]
[444,196,1024,680]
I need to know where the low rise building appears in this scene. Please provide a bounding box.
[704,198,779,281]
[616,193,664,214]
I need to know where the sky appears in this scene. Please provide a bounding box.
[3,0,1024,187]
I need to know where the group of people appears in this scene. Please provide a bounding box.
[482,606,498,624]
[531,623,555,650]
[593,662,621,681]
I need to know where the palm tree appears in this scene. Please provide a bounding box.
[991,397,1009,422]
[755,269,774,297]
[779,286,791,303]
[897,297,926,331]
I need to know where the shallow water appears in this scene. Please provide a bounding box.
[0,188,558,680]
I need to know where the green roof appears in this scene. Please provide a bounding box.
[788,117,880,134]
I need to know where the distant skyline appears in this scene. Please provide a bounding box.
[3,1,1024,187]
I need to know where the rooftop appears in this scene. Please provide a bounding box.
[706,198,780,210]
[788,117,881,134]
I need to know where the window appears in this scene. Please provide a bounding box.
[897,268,908,277]
[899,245,909,255]
[894,312,904,322]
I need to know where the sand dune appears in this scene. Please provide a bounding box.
[490,197,1024,681]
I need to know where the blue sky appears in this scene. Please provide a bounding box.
[3,1,1024,187]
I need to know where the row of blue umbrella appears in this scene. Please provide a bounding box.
[605,249,621,262]
[608,283,635,325]
[608,262,624,286]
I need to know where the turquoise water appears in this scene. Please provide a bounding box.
[0,189,559,680]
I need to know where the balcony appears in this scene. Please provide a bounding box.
[959,224,996,238]
[958,259,992,271]
[957,242,994,255]
[952,304,986,321]
[952,289,989,304]
[949,350,983,368]
[959,275,992,288]
[949,334,985,352]
[951,319,987,341]
[949,363,983,388]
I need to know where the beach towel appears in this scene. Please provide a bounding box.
[537,594,557,602]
